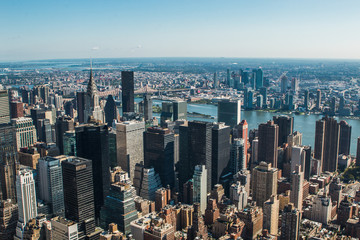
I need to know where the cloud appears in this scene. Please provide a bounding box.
[92,46,100,51]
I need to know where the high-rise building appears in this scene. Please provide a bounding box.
[314,116,340,172]
[316,89,321,110]
[260,87,267,107]
[11,117,37,151]
[116,121,145,182]
[330,96,336,115]
[280,75,288,93]
[226,69,231,87]
[304,90,309,111]
[10,102,24,119]
[55,116,74,154]
[38,156,65,217]
[339,120,351,156]
[122,71,135,113]
[133,164,162,201]
[213,72,218,89]
[0,90,10,124]
[0,199,18,240]
[258,121,279,168]
[273,115,293,147]
[290,165,304,211]
[100,182,138,235]
[33,85,49,104]
[160,101,187,125]
[63,131,76,156]
[51,216,78,240]
[230,138,246,174]
[76,92,86,123]
[263,195,279,236]
[37,118,53,143]
[104,95,119,126]
[280,203,300,240]
[230,182,248,210]
[291,146,305,173]
[357,137,360,167]
[75,123,110,219]
[0,124,17,201]
[144,127,175,188]
[291,77,298,92]
[252,162,278,207]
[84,68,104,123]
[143,94,153,121]
[217,99,241,127]
[62,157,96,239]
[233,120,248,166]
[211,123,230,187]
[15,169,38,239]
[255,68,263,90]
[187,203,208,240]
[193,165,207,214]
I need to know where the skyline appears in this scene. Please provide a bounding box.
[1,0,360,61]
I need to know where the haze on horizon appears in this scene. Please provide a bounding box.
[1,0,360,61]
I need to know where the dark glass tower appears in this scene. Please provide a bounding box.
[104,95,118,126]
[62,157,96,239]
[121,71,134,113]
[75,123,110,220]
[258,121,279,168]
[339,120,351,155]
[255,68,263,90]
[76,92,86,123]
[273,115,294,146]
[144,127,175,188]
[55,116,75,154]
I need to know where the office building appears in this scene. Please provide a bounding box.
[213,72,218,89]
[314,116,340,172]
[104,95,119,126]
[133,164,162,201]
[281,203,300,240]
[84,68,104,123]
[230,182,248,211]
[51,216,78,240]
[291,146,305,173]
[316,89,321,110]
[193,165,207,214]
[63,131,76,156]
[308,195,332,224]
[260,87,267,106]
[37,118,53,143]
[33,85,49,104]
[339,120,351,155]
[0,199,18,240]
[10,102,24,119]
[38,156,65,217]
[0,90,10,124]
[304,90,309,111]
[263,195,279,236]
[122,71,135,113]
[76,92,86,123]
[290,165,304,211]
[212,122,231,187]
[357,137,360,167]
[62,157,96,239]
[233,120,248,166]
[116,121,145,182]
[280,74,288,93]
[230,138,246,174]
[287,131,302,148]
[11,117,37,151]
[256,95,263,108]
[187,203,208,240]
[160,101,187,125]
[217,99,241,127]
[144,127,175,188]
[273,115,293,147]
[55,116,74,154]
[255,68,263,90]
[252,162,278,207]
[143,93,153,121]
[291,77,298,92]
[100,182,138,235]
[0,124,17,201]
[258,121,279,168]
[75,123,110,219]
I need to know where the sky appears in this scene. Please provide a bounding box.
[1,0,360,61]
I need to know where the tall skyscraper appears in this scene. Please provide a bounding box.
[226,69,231,87]
[173,101,187,121]
[290,165,304,211]
[255,68,263,90]
[33,85,49,104]
[280,74,288,93]
[144,127,175,188]
[211,123,230,187]
[280,203,300,240]
[75,123,110,219]
[273,115,294,147]
[233,120,248,166]
[258,121,279,168]
[339,120,351,156]
[62,157,97,239]
[122,71,135,113]
[143,93,153,121]
[213,72,218,89]
[76,92,86,123]
[38,156,65,217]
[0,90,10,124]
[11,117,37,151]
[357,137,360,167]
[84,68,104,123]
[314,116,340,172]
[304,90,309,111]
[217,99,241,127]
[252,162,278,208]
[230,138,246,174]
[263,195,279,236]
[316,89,321,110]
[37,118,53,143]
[15,169,38,239]
[116,121,145,182]
[55,116,74,154]
[291,77,298,92]
[104,95,119,126]
[193,165,207,214]
[0,124,17,201]
[330,96,336,115]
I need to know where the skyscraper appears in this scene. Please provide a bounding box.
[15,169,38,239]
[314,116,340,172]
[339,120,351,156]
[11,117,37,151]
[76,92,86,123]
[62,157,97,239]
[193,165,207,214]
[144,127,175,188]
[255,68,263,90]
[217,99,241,127]
[226,69,231,87]
[260,87,267,107]
[211,123,230,187]
[316,89,321,110]
[38,156,65,217]
[173,101,187,121]
[230,138,246,174]
[357,137,360,167]
[122,71,135,113]
[252,162,278,207]
[75,123,110,219]
[0,90,10,124]
[291,77,298,92]
[213,72,218,89]
[280,203,300,240]
[304,90,309,111]
[258,121,279,168]
[280,74,288,93]
[290,165,304,211]
[55,116,74,154]
[116,121,145,182]
[233,120,248,166]
[104,95,119,126]
[263,195,279,236]
[143,93,153,121]
[10,102,24,119]
[273,115,294,146]
[84,68,104,123]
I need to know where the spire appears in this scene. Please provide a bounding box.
[87,58,97,95]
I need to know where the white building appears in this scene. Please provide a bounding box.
[230,181,248,210]
[193,165,207,214]
[51,216,78,240]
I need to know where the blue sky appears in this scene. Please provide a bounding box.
[1,0,359,61]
